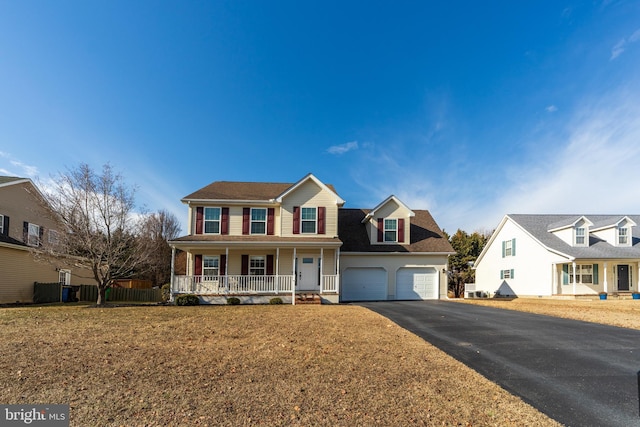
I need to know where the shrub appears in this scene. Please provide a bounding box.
[161,284,171,302]
[269,297,283,305]
[227,297,241,305]
[176,294,200,306]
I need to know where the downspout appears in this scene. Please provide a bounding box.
[225,247,229,293]
[604,262,608,294]
[276,247,280,294]
[572,262,577,295]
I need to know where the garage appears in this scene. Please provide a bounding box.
[341,267,387,301]
[396,267,438,300]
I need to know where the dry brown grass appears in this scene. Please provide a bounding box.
[455,298,640,330]
[0,304,559,427]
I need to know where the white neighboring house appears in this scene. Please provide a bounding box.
[473,214,640,298]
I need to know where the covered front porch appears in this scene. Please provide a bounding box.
[169,241,341,303]
[553,259,640,296]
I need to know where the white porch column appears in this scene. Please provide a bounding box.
[292,247,296,305]
[320,247,324,293]
[603,262,608,294]
[225,247,229,293]
[551,263,556,296]
[276,247,280,294]
[572,262,577,295]
[336,247,340,294]
[170,246,176,300]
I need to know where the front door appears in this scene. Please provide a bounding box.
[297,256,319,291]
[618,265,630,291]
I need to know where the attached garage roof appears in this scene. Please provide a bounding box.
[338,208,454,253]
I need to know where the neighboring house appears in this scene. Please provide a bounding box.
[0,176,89,303]
[168,173,454,303]
[474,214,640,298]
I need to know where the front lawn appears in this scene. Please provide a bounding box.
[0,304,557,426]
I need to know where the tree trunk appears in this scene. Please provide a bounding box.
[97,286,107,306]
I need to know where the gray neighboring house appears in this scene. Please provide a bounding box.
[474,214,640,297]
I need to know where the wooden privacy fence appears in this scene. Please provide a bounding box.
[79,285,162,302]
[34,282,162,303]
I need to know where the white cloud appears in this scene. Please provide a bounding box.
[610,28,640,60]
[10,160,39,177]
[327,141,358,155]
[476,87,640,228]
[546,105,558,113]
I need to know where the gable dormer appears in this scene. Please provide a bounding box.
[361,196,414,244]
[548,216,593,247]
[591,216,636,247]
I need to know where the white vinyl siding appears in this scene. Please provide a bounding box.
[281,180,338,237]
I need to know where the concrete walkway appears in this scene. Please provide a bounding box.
[359,300,640,427]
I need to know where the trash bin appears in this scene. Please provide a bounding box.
[62,286,71,302]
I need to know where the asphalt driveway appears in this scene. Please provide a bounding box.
[359,300,640,427]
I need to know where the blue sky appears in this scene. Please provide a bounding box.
[2,1,640,235]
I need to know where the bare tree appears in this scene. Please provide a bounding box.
[42,163,150,305]
[138,209,181,286]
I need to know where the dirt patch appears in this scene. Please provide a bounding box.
[455,298,640,330]
[0,304,559,426]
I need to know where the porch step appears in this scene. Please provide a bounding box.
[295,293,322,304]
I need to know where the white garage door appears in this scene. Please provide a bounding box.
[341,267,387,301]
[396,267,438,300]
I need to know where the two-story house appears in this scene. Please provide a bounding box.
[0,176,89,303]
[474,214,640,298]
[168,173,454,303]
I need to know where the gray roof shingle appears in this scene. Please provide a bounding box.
[509,214,640,259]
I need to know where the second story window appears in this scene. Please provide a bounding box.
[251,208,267,234]
[301,207,317,233]
[0,214,4,234]
[384,219,397,242]
[575,227,586,246]
[204,207,221,234]
[618,227,629,245]
[26,223,40,246]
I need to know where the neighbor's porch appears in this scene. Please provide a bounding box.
[553,260,640,296]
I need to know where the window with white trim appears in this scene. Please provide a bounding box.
[251,208,267,234]
[301,207,317,233]
[618,227,629,246]
[204,207,221,234]
[0,214,4,234]
[570,264,593,284]
[203,256,219,276]
[501,269,512,279]
[384,219,398,242]
[27,223,40,246]
[504,239,512,256]
[249,256,266,276]
[58,269,71,285]
[575,227,586,246]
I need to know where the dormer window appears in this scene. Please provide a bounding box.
[384,219,398,242]
[575,227,586,246]
[618,227,629,246]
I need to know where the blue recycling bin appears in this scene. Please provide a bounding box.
[62,286,71,302]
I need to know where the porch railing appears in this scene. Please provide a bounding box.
[173,274,340,295]
[173,275,294,295]
[321,274,339,293]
